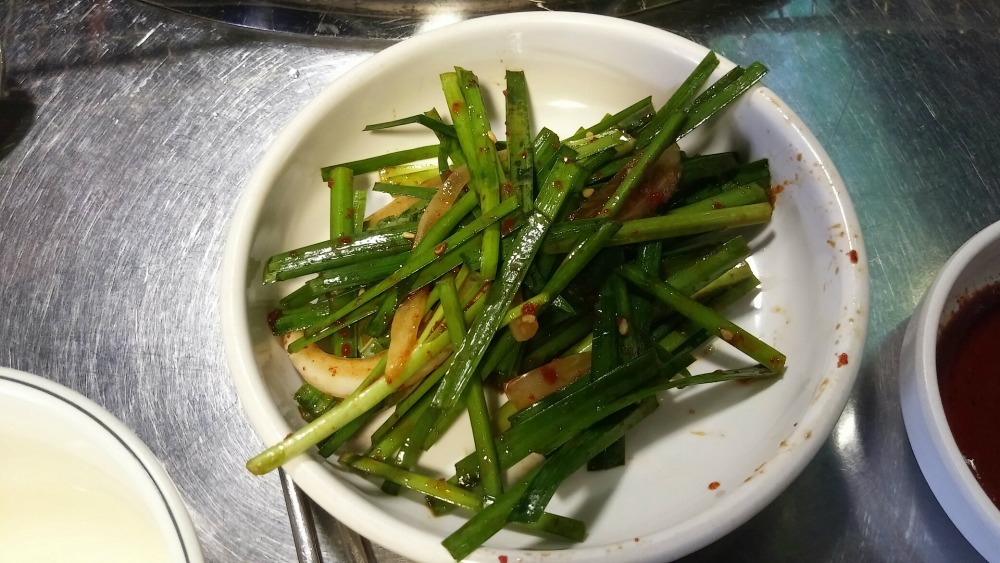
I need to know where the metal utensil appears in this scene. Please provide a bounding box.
[0,36,6,95]
[133,0,685,40]
[278,468,324,563]
[278,468,377,563]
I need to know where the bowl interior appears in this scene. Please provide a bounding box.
[907,221,1000,560]
[222,13,868,563]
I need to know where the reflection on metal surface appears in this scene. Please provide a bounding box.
[134,0,686,39]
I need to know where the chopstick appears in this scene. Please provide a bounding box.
[278,468,377,563]
[279,468,324,563]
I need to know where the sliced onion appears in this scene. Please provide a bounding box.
[384,287,430,385]
[364,195,422,227]
[416,164,470,241]
[504,351,592,410]
[566,159,634,220]
[283,331,386,398]
[567,143,681,221]
[617,143,681,221]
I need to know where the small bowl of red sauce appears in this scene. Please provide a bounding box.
[900,220,1000,562]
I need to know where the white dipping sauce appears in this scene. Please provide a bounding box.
[0,379,182,563]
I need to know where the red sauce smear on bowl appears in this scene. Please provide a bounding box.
[937,282,1000,510]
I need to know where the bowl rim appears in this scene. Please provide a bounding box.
[0,367,204,563]
[901,219,1000,561]
[220,11,870,562]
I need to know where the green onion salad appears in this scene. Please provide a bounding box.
[248,53,786,560]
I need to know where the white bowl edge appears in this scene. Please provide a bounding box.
[220,11,870,563]
[0,367,204,563]
[899,220,1000,563]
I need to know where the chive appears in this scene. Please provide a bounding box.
[620,265,786,372]
[682,62,768,136]
[428,156,586,420]
[263,222,418,284]
[363,113,457,138]
[600,111,686,217]
[287,196,518,353]
[340,454,585,543]
[502,220,622,325]
[566,96,654,142]
[511,397,658,523]
[373,183,438,200]
[444,69,503,280]
[542,203,773,254]
[321,144,438,180]
[293,383,337,423]
[506,70,535,214]
[466,375,503,499]
[668,183,768,214]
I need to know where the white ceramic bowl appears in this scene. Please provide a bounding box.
[0,367,202,563]
[221,12,869,562]
[900,220,1000,562]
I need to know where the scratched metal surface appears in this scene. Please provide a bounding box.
[0,0,997,562]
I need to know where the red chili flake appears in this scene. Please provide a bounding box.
[501,217,517,235]
[521,302,538,316]
[502,89,508,97]
[540,366,558,385]
[554,180,564,191]
[451,101,463,114]
[848,249,859,263]
[796,153,803,161]
[502,181,513,197]
[288,250,298,257]
[266,309,282,331]
[837,353,849,367]
[338,235,352,245]
[634,537,640,543]
[326,181,335,189]
[519,150,528,160]
[338,329,351,338]
[769,184,785,206]
[434,242,448,255]
[498,556,508,563]
[708,481,721,490]
[551,142,560,150]
[712,201,726,210]
[340,344,352,356]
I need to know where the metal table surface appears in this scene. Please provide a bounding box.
[0,1,996,561]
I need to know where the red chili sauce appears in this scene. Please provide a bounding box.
[937,282,1000,510]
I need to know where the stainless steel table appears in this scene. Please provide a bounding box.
[1,1,995,561]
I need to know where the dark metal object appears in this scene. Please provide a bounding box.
[279,468,325,563]
[0,0,996,562]
[133,0,684,40]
